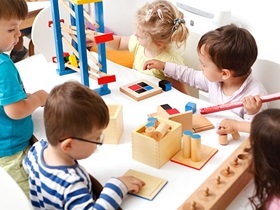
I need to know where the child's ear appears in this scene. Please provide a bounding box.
[221,69,231,80]
[60,139,73,152]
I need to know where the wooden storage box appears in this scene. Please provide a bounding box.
[132,117,182,168]
[103,104,123,144]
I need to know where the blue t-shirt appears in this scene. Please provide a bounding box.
[0,53,33,157]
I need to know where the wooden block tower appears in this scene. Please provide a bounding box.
[50,0,113,95]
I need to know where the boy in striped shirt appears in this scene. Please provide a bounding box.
[23,81,145,209]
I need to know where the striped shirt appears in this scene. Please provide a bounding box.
[23,139,128,209]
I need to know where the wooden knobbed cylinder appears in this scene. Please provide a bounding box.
[219,134,228,145]
[152,122,170,141]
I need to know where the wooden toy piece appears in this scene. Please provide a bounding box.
[200,92,280,114]
[152,122,170,141]
[103,105,123,144]
[196,187,216,201]
[231,132,240,140]
[159,79,172,91]
[208,175,226,190]
[171,132,218,170]
[157,104,193,132]
[51,0,113,95]
[123,169,168,200]
[178,137,253,210]
[191,134,202,162]
[182,201,205,210]
[132,117,182,168]
[229,156,242,168]
[94,32,114,44]
[182,130,193,159]
[219,134,228,145]
[97,75,116,85]
[68,54,78,67]
[120,80,162,101]
[192,114,214,133]
[147,116,159,127]
[185,102,197,113]
[220,165,234,177]
[59,0,99,28]
[144,121,156,137]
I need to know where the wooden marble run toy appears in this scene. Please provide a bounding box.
[120,80,162,101]
[50,0,115,95]
[171,130,218,170]
[178,137,252,210]
[200,92,280,114]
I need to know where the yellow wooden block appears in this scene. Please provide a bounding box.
[71,0,102,5]
[103,104,123,144]
[132,117,182,168]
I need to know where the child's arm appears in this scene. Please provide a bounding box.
[105,35,130,51]
[4,90,48,119]
[217,119,251,134]
[85,30,130,51]
[143,59,166,71]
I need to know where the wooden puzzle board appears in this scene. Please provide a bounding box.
[123,169,168,200]
[177,138,252,210]
[120,80,162,101]
[171,145,218,170]
[192,114,214,133]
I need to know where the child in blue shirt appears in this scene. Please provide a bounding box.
[0,0,48,197]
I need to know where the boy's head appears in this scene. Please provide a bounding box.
[44,81,109,146]
[0,0,28,53]
[197,24,258,77]
[0,0,28,21]
[135,0,188,49]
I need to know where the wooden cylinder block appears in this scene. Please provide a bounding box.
[182,130,193,158]
[191,134,201,162]
[219,134,228,145]
[152,122,170,141]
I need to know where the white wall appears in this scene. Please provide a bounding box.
[92,0,280,64]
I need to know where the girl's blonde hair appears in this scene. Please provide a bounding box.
[136,0,189,48]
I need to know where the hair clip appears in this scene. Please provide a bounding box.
[157,9,164,20]
[173,18,185,31]
[145,9,153,22]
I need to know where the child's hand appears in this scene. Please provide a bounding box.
[143,59,165,71]
[217,119,239,135]
[242,95,262,115]
[118,176,145,193]
[85,29,100,48]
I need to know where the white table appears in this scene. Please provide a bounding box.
[15,54,253,210]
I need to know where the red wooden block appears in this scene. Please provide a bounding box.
[94,32,114,44]
[97,75,116,85]
[166,108,180,115]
